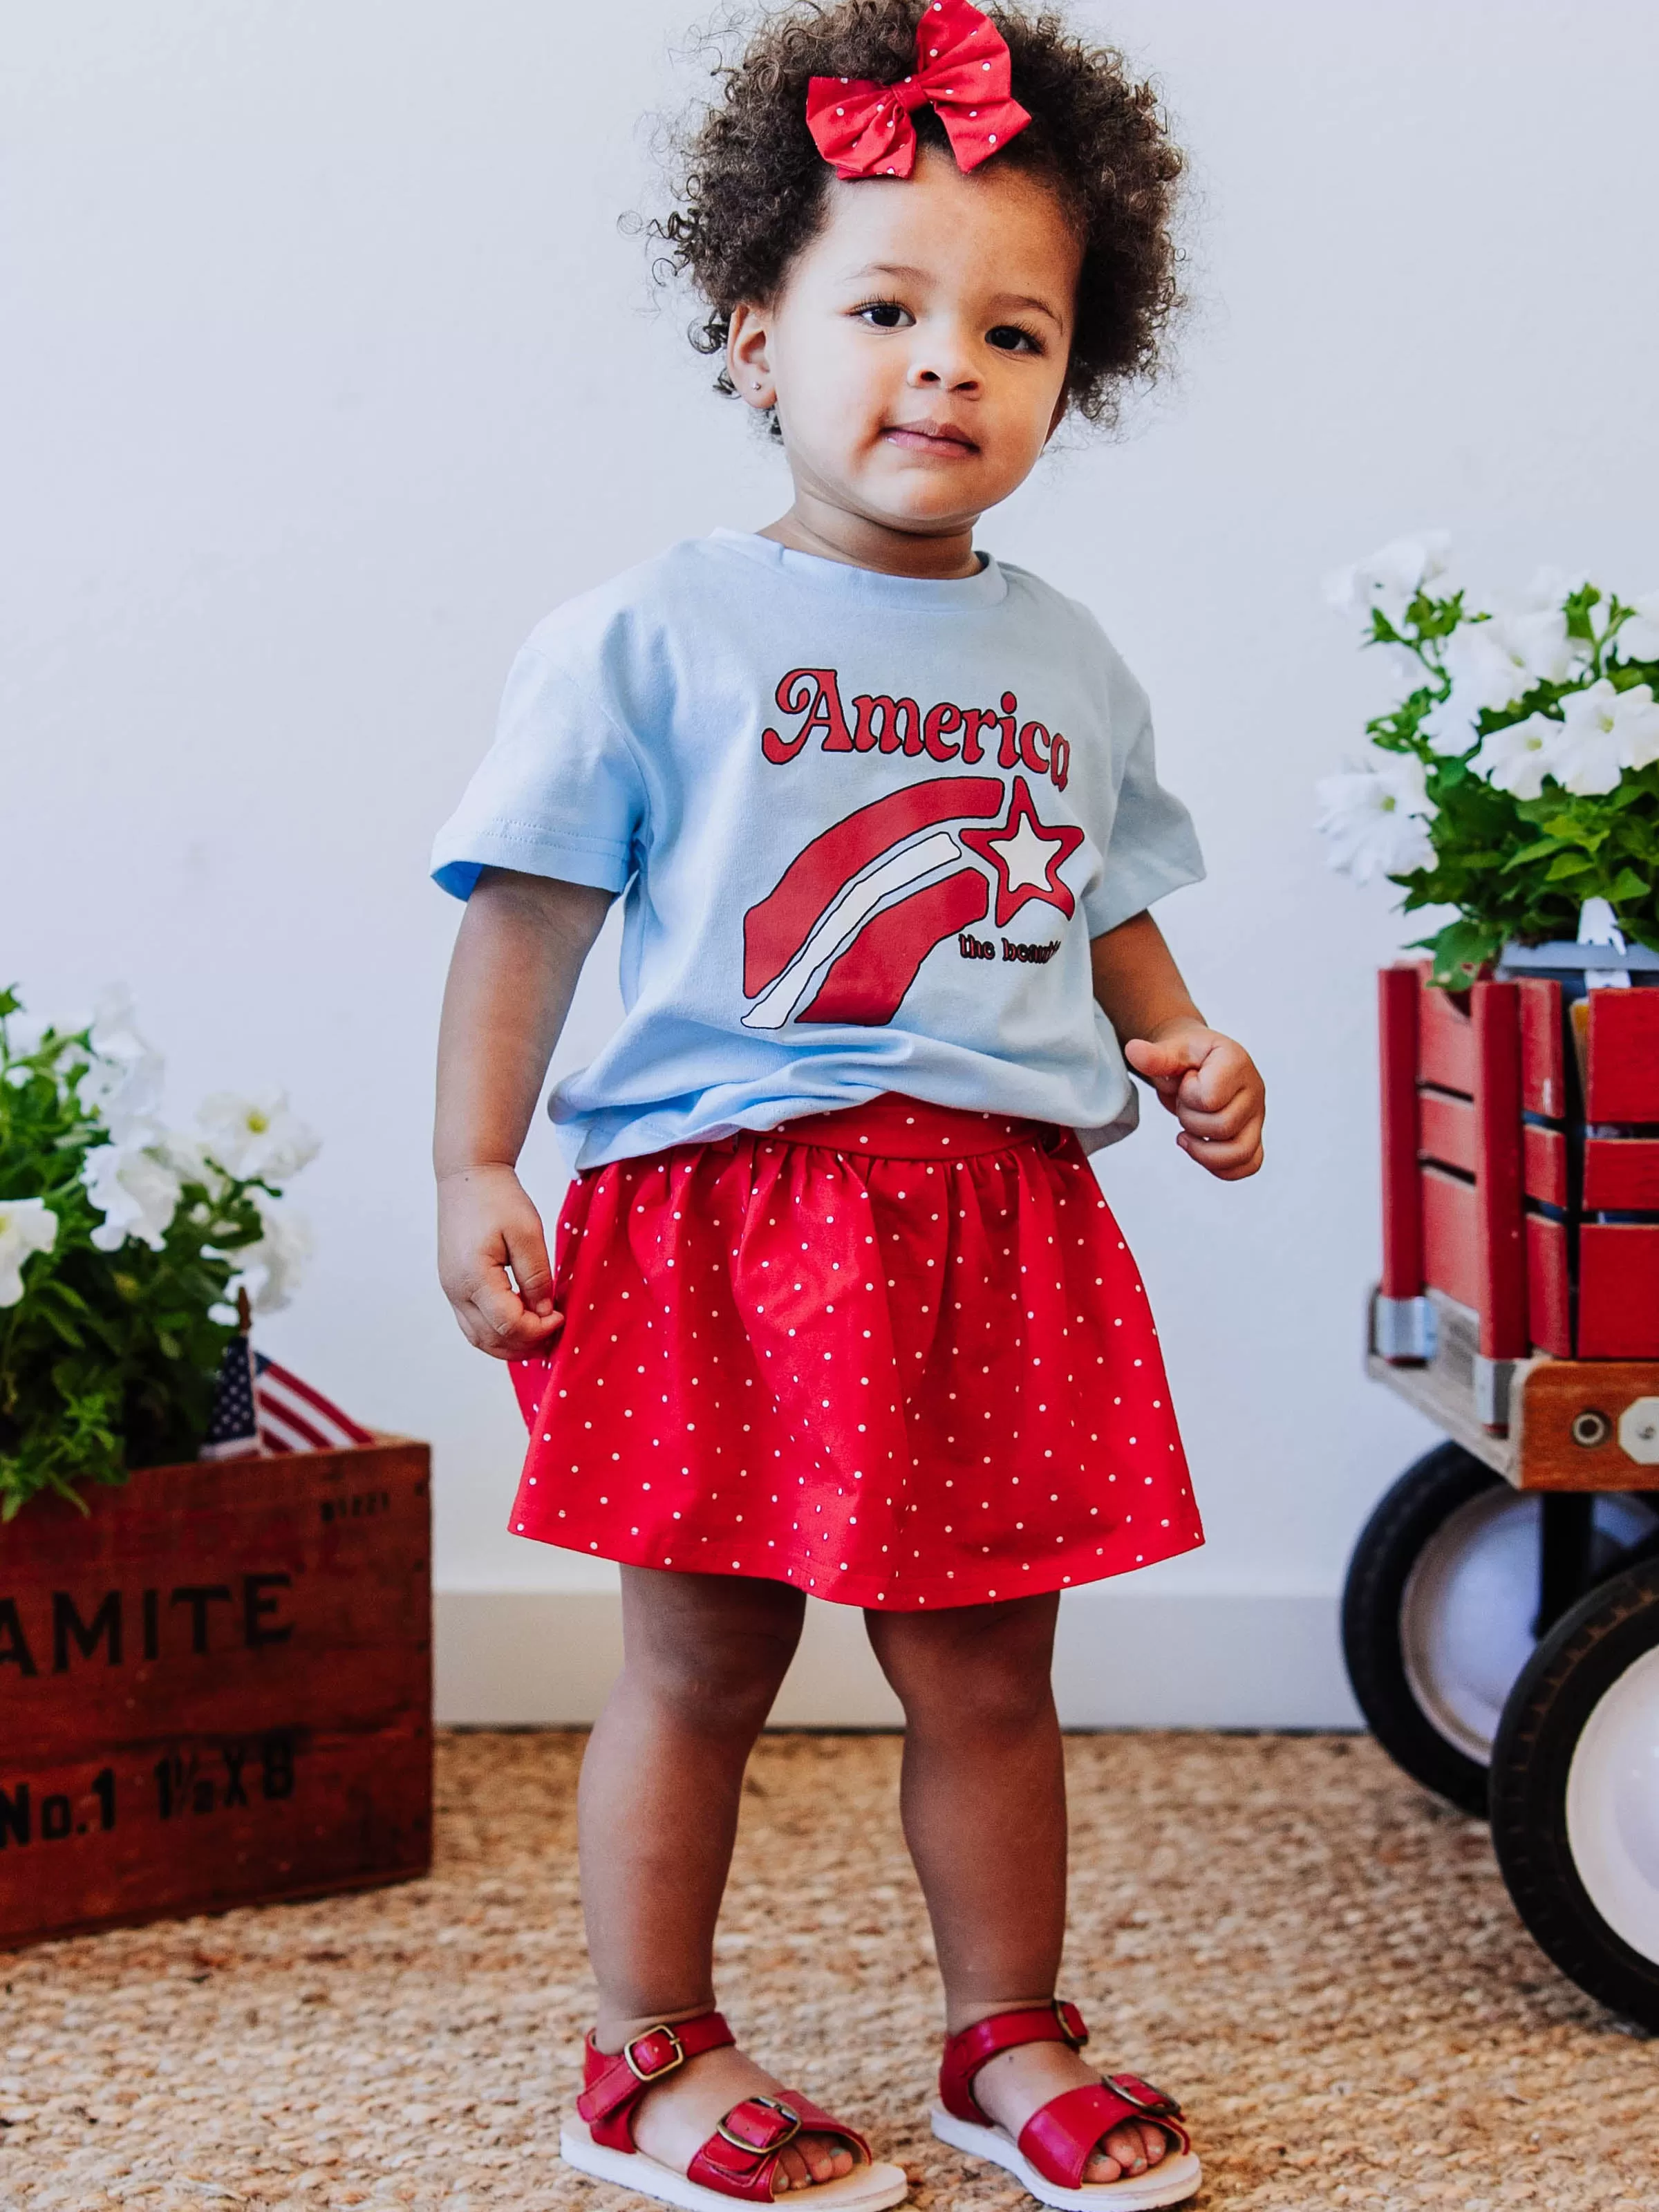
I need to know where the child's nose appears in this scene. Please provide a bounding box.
[906,335,980,393]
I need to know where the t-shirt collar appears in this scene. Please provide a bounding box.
[709,527,1008,610]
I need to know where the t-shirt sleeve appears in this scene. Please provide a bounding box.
[1083,687,1206,937]
[430,639,646,900]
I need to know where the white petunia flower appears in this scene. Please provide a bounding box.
[75,986,166,1143]
[1423,610,1577,755]
[1503,608,1579,684]
[83,1141,182,1253]
[1615,681,1659,773]
[1548,679,1659,795]
[1469,711,1564,800]
[1315,750,1438,883]
[1615,590,1659,665]
[196,1090,321,1184]
[234,1190,313,1313]
[1323,531,1452,630]
[160,1132,230,1194]
[0,1196,57,1307]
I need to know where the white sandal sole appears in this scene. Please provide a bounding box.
[930,2106,1201,2210]
[561,2117,910,2209]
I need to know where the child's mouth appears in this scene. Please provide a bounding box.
[882,420,980,457]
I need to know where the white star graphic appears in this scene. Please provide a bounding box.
[991,813,1065,892]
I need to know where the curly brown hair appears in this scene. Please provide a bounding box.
[650,1,1184,431]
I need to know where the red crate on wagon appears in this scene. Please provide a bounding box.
[1372,960,1659,1465]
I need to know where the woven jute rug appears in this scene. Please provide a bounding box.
[3,1731,1655,2210]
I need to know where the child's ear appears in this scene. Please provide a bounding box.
[728,302,776,412]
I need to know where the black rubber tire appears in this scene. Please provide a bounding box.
[1342,1443,1506,1815]
[1489,1558,1659,2030]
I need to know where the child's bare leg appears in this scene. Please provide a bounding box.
[578,1564,855,2191]
[864,1593,1169,2185]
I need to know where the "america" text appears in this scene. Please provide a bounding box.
[762,668,1071,790]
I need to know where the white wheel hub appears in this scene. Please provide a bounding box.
[1566,1640,1659,1965]
[1400,1492,1654,1765]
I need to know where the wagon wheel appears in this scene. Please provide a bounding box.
[1341,1443,1656,1816]
[1489,1558,1659,2029]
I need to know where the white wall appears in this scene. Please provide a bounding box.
[6,3,1657,1720]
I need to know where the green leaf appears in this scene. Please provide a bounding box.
[1411,917,1506,990]
[1610,868,1649,904]
[1546,851,1596,881]
[1501,838,1568,872]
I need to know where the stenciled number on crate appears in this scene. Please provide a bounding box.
[1,1732,300,1850]
[153,1732,297,1820]
[0,1765,115,1849]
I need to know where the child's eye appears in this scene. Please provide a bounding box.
[847,302,1042,350]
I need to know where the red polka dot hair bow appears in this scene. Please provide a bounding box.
[805,0,1033,180]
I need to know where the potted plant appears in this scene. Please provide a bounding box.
[1316,534,1659,986]
[0,985,316,1516]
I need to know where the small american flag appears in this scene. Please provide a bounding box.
[203,1338,373,1459]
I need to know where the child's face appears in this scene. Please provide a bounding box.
[731,145,1081,538]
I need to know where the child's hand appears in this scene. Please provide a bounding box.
[437,1163,563,1358]
[1124,1024,1266,1181]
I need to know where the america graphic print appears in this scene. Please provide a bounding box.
[742,772,1086,1029]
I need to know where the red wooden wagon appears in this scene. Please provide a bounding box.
[1343,948,1659,2027]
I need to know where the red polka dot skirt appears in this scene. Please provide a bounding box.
[508,1092,1202,1609]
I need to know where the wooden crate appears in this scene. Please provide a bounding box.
[1379,962,1659,1370]
[0,1435,432,1949]
[1586,988,1659,1121]
[1380,965,1530,1361]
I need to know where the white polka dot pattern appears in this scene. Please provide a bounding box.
[505,1094,1201,1609]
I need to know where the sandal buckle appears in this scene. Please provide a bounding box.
[1107,2073,1179,2119]
[1052,1998,1089,2048]
[717,2096,801,2153]
[624,2025,687,2083]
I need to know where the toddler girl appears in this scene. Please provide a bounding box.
[433,5,1264,2206]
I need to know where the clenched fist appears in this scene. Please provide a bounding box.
[438,1163,564,1359]
[1124,1024,1265,1181]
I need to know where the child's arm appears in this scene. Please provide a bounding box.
[1089,910,1266,1181]
[435,867,614,1356]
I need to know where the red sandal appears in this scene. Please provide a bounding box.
[930,2001,1201,2209]
[559,2011,910,2209]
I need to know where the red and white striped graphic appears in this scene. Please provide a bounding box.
[741,773,1081,1029]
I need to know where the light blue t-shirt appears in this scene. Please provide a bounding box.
[432,530,1203,1171]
